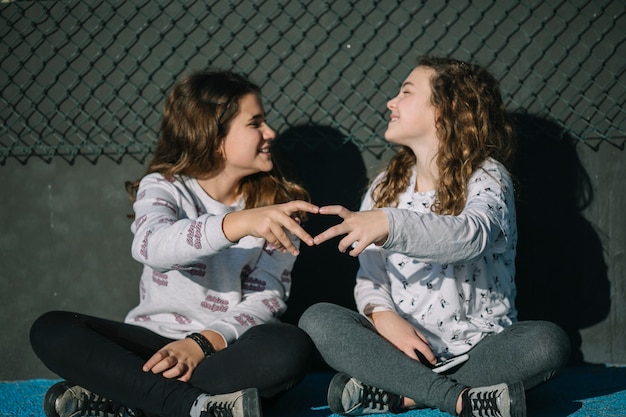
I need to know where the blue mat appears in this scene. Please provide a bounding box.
[2,365,625,416]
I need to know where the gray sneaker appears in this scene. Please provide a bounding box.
[327,373,402,415]
[44,381,139,417]
[199,388,261,417]
[460,381,526,417]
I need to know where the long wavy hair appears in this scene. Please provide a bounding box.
[126,70,308,210]
[371,56,516,215]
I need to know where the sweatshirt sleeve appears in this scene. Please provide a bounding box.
[354,246,397,316]
[353,182,396,316]
[130,174,234,272]
[381,162,515,264]
[206,239,298,343]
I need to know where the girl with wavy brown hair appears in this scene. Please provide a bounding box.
[300,57,570,417]
[31,70,319,417]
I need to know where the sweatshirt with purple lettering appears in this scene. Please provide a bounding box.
[125,173,297,345]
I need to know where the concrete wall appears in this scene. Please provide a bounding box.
[1,135,624,380]
[1,0,624,381]
[577,145,625,364]
[1,158,142,380]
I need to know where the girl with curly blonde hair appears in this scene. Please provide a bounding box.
[300,56,570,417]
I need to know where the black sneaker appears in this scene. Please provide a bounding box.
[460,381,526,417]
[327,372,402,415]
[43,381,139,417]
[199,388,262,417]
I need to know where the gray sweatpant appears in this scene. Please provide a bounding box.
[299,302,570,415]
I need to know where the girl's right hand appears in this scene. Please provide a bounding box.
[369,310,437,366]
[313,205,389,256]
[222,200,319,256]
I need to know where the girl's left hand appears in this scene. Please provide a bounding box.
[142,338,204,382]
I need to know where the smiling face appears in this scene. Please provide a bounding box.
[384,66,439,150]
[220,93,276,179]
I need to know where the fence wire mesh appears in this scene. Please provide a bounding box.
[1,0,625,165]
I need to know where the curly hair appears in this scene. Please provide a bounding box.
[371,56,516,215]
[126,70,308,210]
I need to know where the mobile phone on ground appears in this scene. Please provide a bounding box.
[414,350,470,373]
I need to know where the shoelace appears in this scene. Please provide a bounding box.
[204,401,235,417]
[360,383,393,412]
[79,392,134,417]
[469,389,503,417]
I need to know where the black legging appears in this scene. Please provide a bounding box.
[30,311,314,417]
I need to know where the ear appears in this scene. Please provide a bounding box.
[217,138,226,159]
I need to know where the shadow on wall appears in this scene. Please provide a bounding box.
[272,124,369,326]
[511,113,610,365]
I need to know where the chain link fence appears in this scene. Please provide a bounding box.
[1,0,624,165]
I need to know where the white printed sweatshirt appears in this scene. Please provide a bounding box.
[124,173,297,345]
[355,158,518,359]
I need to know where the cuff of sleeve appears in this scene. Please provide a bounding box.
[378,208,393,248]
[362,303,393,315]
[203,213,235,251]
[208,322,239,346]
[362,302,394,315]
